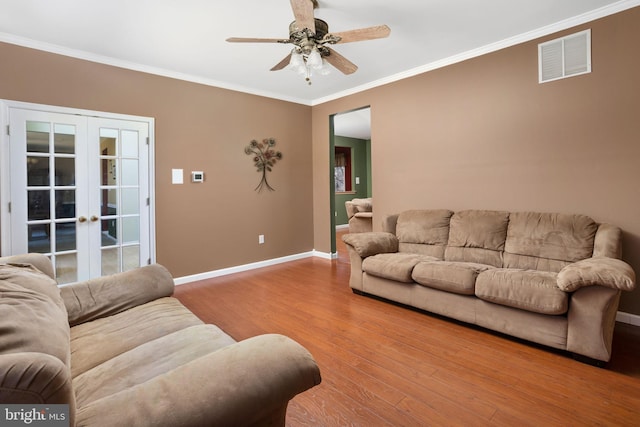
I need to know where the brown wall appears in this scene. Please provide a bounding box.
[312,7,640,314]
[0,42,313,278]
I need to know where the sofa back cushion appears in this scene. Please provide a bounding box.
[396,210,453,259]
[0,263,75,412]
[444,210,509,267]
[0,264,70,365]
[504,212,598,272]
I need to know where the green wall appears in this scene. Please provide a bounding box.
[334,136,371,226]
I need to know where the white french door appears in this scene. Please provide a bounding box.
[2,103,154,284]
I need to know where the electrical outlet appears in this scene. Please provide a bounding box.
[258,234,265,244]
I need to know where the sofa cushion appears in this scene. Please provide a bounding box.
[396,210,453,245]
[0,264,70,366]
[504,212,597,271]
[444,210,509,268]
[363,253,436,283]
[475,269,568,315]
[70,297,203,378]
[412,261,494,295]
[73,324,236,408]
[62,264,175,327]
[0,262,65,311]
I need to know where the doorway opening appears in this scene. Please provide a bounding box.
[329,106,372,255]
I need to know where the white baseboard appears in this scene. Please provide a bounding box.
[616,311,640,327]
[174,251,315,285]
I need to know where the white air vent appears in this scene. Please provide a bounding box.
[539,29,591,83]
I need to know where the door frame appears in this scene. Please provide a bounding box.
[0,99,156,264]
[329,105,371,255]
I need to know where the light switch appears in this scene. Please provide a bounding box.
[172,169,183,184]
[355,177,360,185]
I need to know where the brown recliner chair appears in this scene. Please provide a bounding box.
[345,198,373,233]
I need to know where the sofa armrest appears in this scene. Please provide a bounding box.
[557,257,636,292]
[567,285,621,362]
[74,334,321,427]
[60,264,175,326]
[342,232,398,258]
[0,353,75,413]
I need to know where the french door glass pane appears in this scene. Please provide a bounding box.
[56,253,77,284]
[28,224,50,253]
[123,245,139,272]
[121,130,138,157]
[121,188,139,215]
[53,123,76,154]
[102,189,118,215]
[101,219,118,246]
[55,157,75,186]
[55,190,76,218]
[56,222,77,251]
[26,122,50,153]
[101,248,119,276]
[101,158,116,186]
[121,159,138,185]
[54,124,75,154]
[28,190,50,220]
[27,157,49,186]
[101,130,117,155]
[122,217,139,244]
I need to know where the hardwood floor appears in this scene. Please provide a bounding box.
[174,230,640,426]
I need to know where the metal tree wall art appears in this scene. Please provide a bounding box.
[244,138,283,192]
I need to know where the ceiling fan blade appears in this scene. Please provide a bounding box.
[331,25,391,44]
[290,0,315,33]
[226,37,289,44]
[271,53,292,71]
[325,47,358,75]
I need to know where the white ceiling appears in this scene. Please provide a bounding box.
[0,0,636,108]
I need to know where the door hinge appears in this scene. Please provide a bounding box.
[146,197,150,206]
[7,202,11,213]
[148,258,151,265]
[146,137,149,145]
[5,125,9,136]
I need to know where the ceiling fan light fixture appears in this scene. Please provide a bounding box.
[307,47,323,69]
[318,62,331,76]
[288,49,306,74]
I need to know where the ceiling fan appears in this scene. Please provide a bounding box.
[226,0,391,84]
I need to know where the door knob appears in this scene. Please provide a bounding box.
[90,215,99,222]
[78,216,87,223]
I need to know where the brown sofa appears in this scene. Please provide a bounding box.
[343,209,636,363]
[345,198,373,233]
[0,253,321,426]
